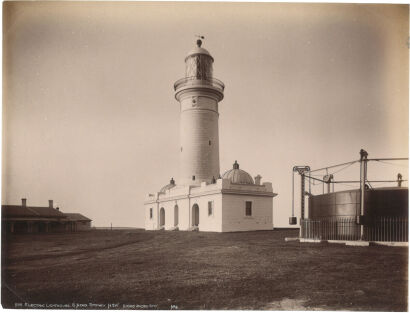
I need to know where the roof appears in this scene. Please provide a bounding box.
[185,41,214,62]
[313,186,408,196]
[64,213,92,221]
[2,205,66,218]
[369,187,408,191]
[222,161,255,185]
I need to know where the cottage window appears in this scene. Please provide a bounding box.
[245,201,252,216]
[150,208,153,219]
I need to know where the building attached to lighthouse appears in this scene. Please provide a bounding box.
[144,40,276,232]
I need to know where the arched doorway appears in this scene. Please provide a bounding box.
[160,207,165,227]
[174,205,179,226]
[192,204,199,226]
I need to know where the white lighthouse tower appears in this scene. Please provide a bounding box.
[144,39,276,232]
[174,38,225,186]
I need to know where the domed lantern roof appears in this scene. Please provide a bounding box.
[222,161,255,185]
[185,39,214,62]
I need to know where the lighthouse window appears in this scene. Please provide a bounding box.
[245,201,252,216]
[181,147,183,152]
[150,208,153,219]
[208,201,213,216]
[209,140,211,145]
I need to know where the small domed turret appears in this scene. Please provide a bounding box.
[222,161,255,185]
[160,178,176,193]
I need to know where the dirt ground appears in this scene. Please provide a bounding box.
[1,229,408,310]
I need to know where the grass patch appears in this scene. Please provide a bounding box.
[2,229,407,310]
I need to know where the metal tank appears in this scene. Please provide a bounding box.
[305,187,408,241]
[309,187,408,219]
[309,189,360,219]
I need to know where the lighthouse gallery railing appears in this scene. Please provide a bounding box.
[174,76,225,92]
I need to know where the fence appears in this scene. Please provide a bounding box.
[301,218,360,241]
[301,217,408,242]
[364,217,408,242]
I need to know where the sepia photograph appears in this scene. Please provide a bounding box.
[1,1,409,310]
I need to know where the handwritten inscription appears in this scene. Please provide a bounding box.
[15,302,160,309]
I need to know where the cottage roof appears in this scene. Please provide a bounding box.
[64,213,92,221]
[2,205,66,218]
[2,205,91,223]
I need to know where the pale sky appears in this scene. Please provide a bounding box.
[3,2,408,227]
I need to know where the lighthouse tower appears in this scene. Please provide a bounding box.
[174,39,225,186]
[144,40,275,232]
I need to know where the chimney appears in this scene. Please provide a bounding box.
[254,175,262,185]
[21,198,27,207]
[49,200,53,209]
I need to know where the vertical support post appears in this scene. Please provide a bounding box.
[301,172,305,222]
[323,174,333,194]
[293,166,310,237]
[27,221,33,233]
[359,149,368,240]
[156,200,160,230]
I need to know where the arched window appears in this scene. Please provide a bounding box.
[159,207,165,227]
[192,204,199,226]
[174,205,179,226]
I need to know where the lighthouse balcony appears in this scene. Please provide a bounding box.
[174,76,225,92]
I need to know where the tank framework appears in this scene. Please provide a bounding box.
[291,149,409,242]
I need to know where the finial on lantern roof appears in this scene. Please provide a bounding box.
[195,35,205,47]
[233,160,239,169]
